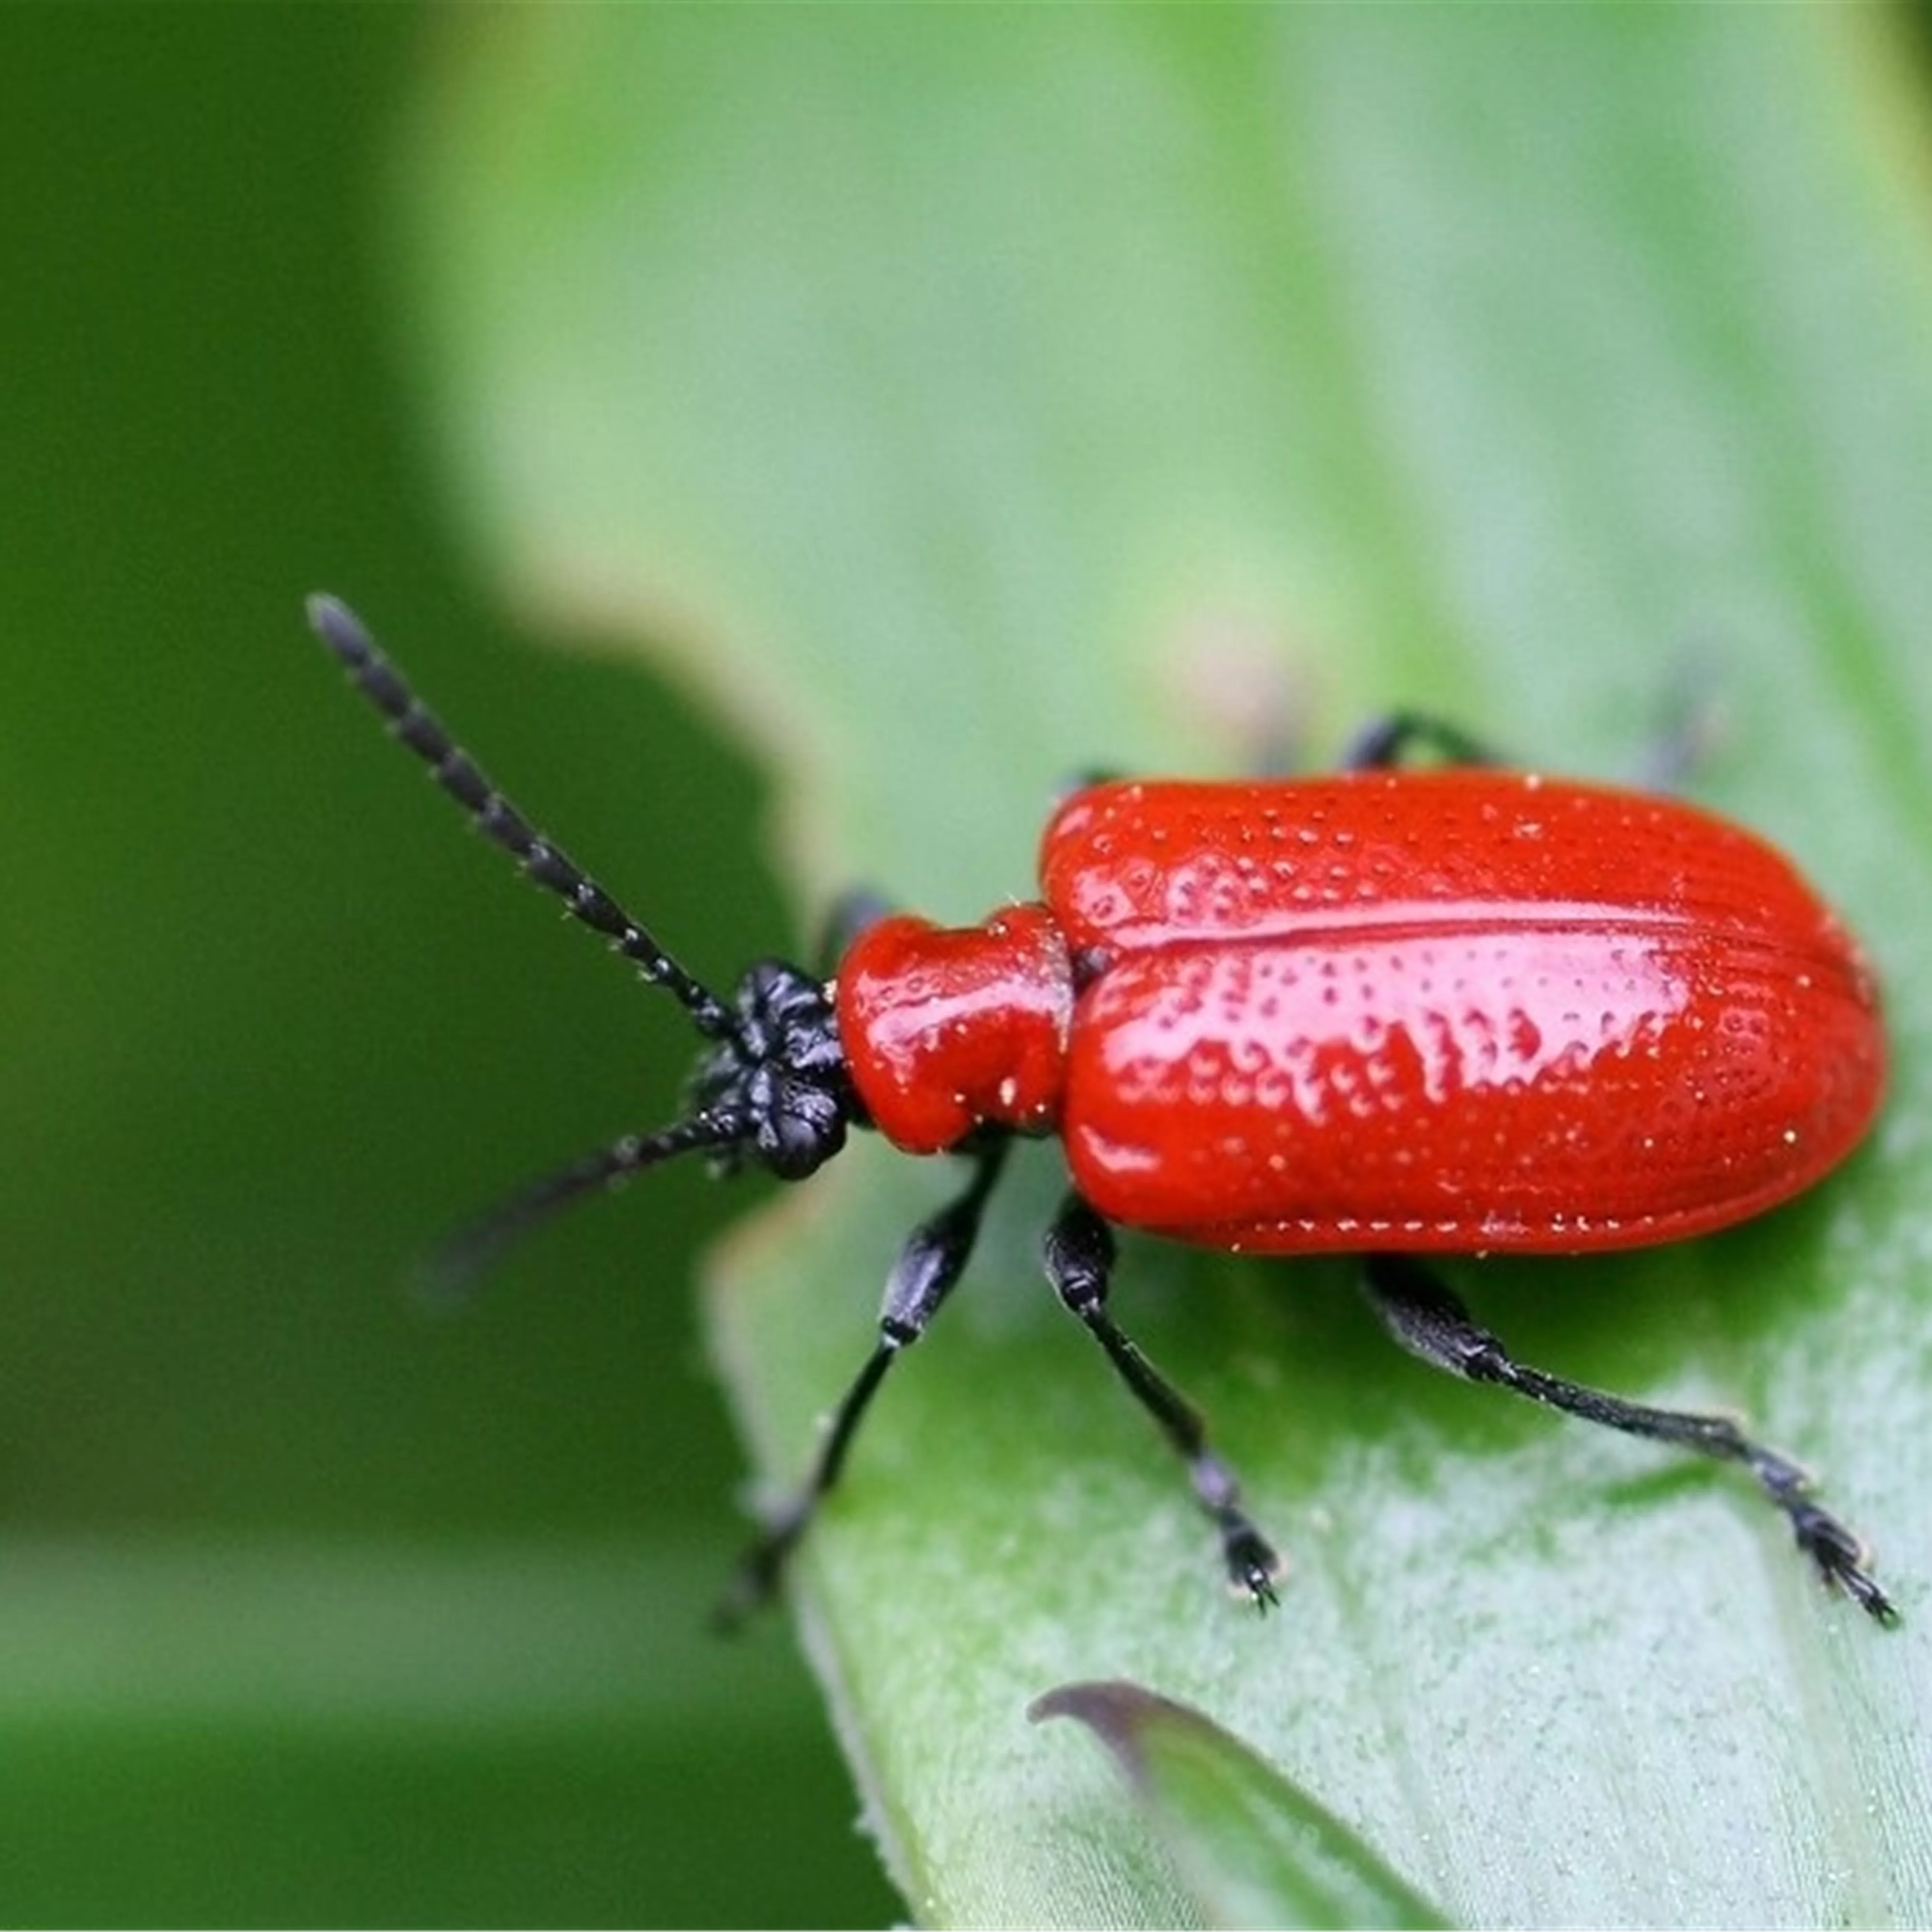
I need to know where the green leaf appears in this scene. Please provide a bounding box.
[406,10,1932,1925]
[1031,1680,1449,1930]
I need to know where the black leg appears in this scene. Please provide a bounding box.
[1340,711,1500,771]
[1044,1194,1281,1607]
[814,887,895,975]
[1363,1253,1896,1623]
[1341,694,1720,792]
[1630,667,1724,795]
[713,1138,1011,1628]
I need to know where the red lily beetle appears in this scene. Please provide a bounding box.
[309,596,1895,1626]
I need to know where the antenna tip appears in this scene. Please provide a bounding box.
[306,592,369,658]
[409,1233,497,1316]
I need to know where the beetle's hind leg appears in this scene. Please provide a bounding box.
[1341,713,1501,771]
[1044,1195,1281,1608]
[1341,688,1722,790]
[1362,1254,1896,1624]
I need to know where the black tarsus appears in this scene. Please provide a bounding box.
[713,1139,1013,1629]
[1043,1194,1281,1608]
[1363,1253,1897,1625]
[714,1165,1285,1627]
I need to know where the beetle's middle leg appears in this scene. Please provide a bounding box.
[1044,1193,1281,1607]
[1361,1252,1896,1623]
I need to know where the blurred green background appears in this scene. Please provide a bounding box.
[0,9,894,1925]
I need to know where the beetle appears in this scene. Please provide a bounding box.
[307,594,1896,1626]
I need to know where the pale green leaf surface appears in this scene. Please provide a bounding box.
[406,11,1932,1926]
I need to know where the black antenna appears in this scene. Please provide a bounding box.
[418,1113,746,1301]
[309,594,856,1297]
[307,594,735,1039]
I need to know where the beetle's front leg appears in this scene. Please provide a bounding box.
[1044,1195,1281,1607]
[713,1138,1012,1628]
[1362,1253,1896,1624]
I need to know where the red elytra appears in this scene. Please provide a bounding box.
[309,595,1897,1627]
[841,771,1883,1252]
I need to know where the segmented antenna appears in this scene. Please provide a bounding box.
[419,1113,746,1301]
[307,594,734,1039]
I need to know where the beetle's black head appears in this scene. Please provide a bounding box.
[686,960,859,1180]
